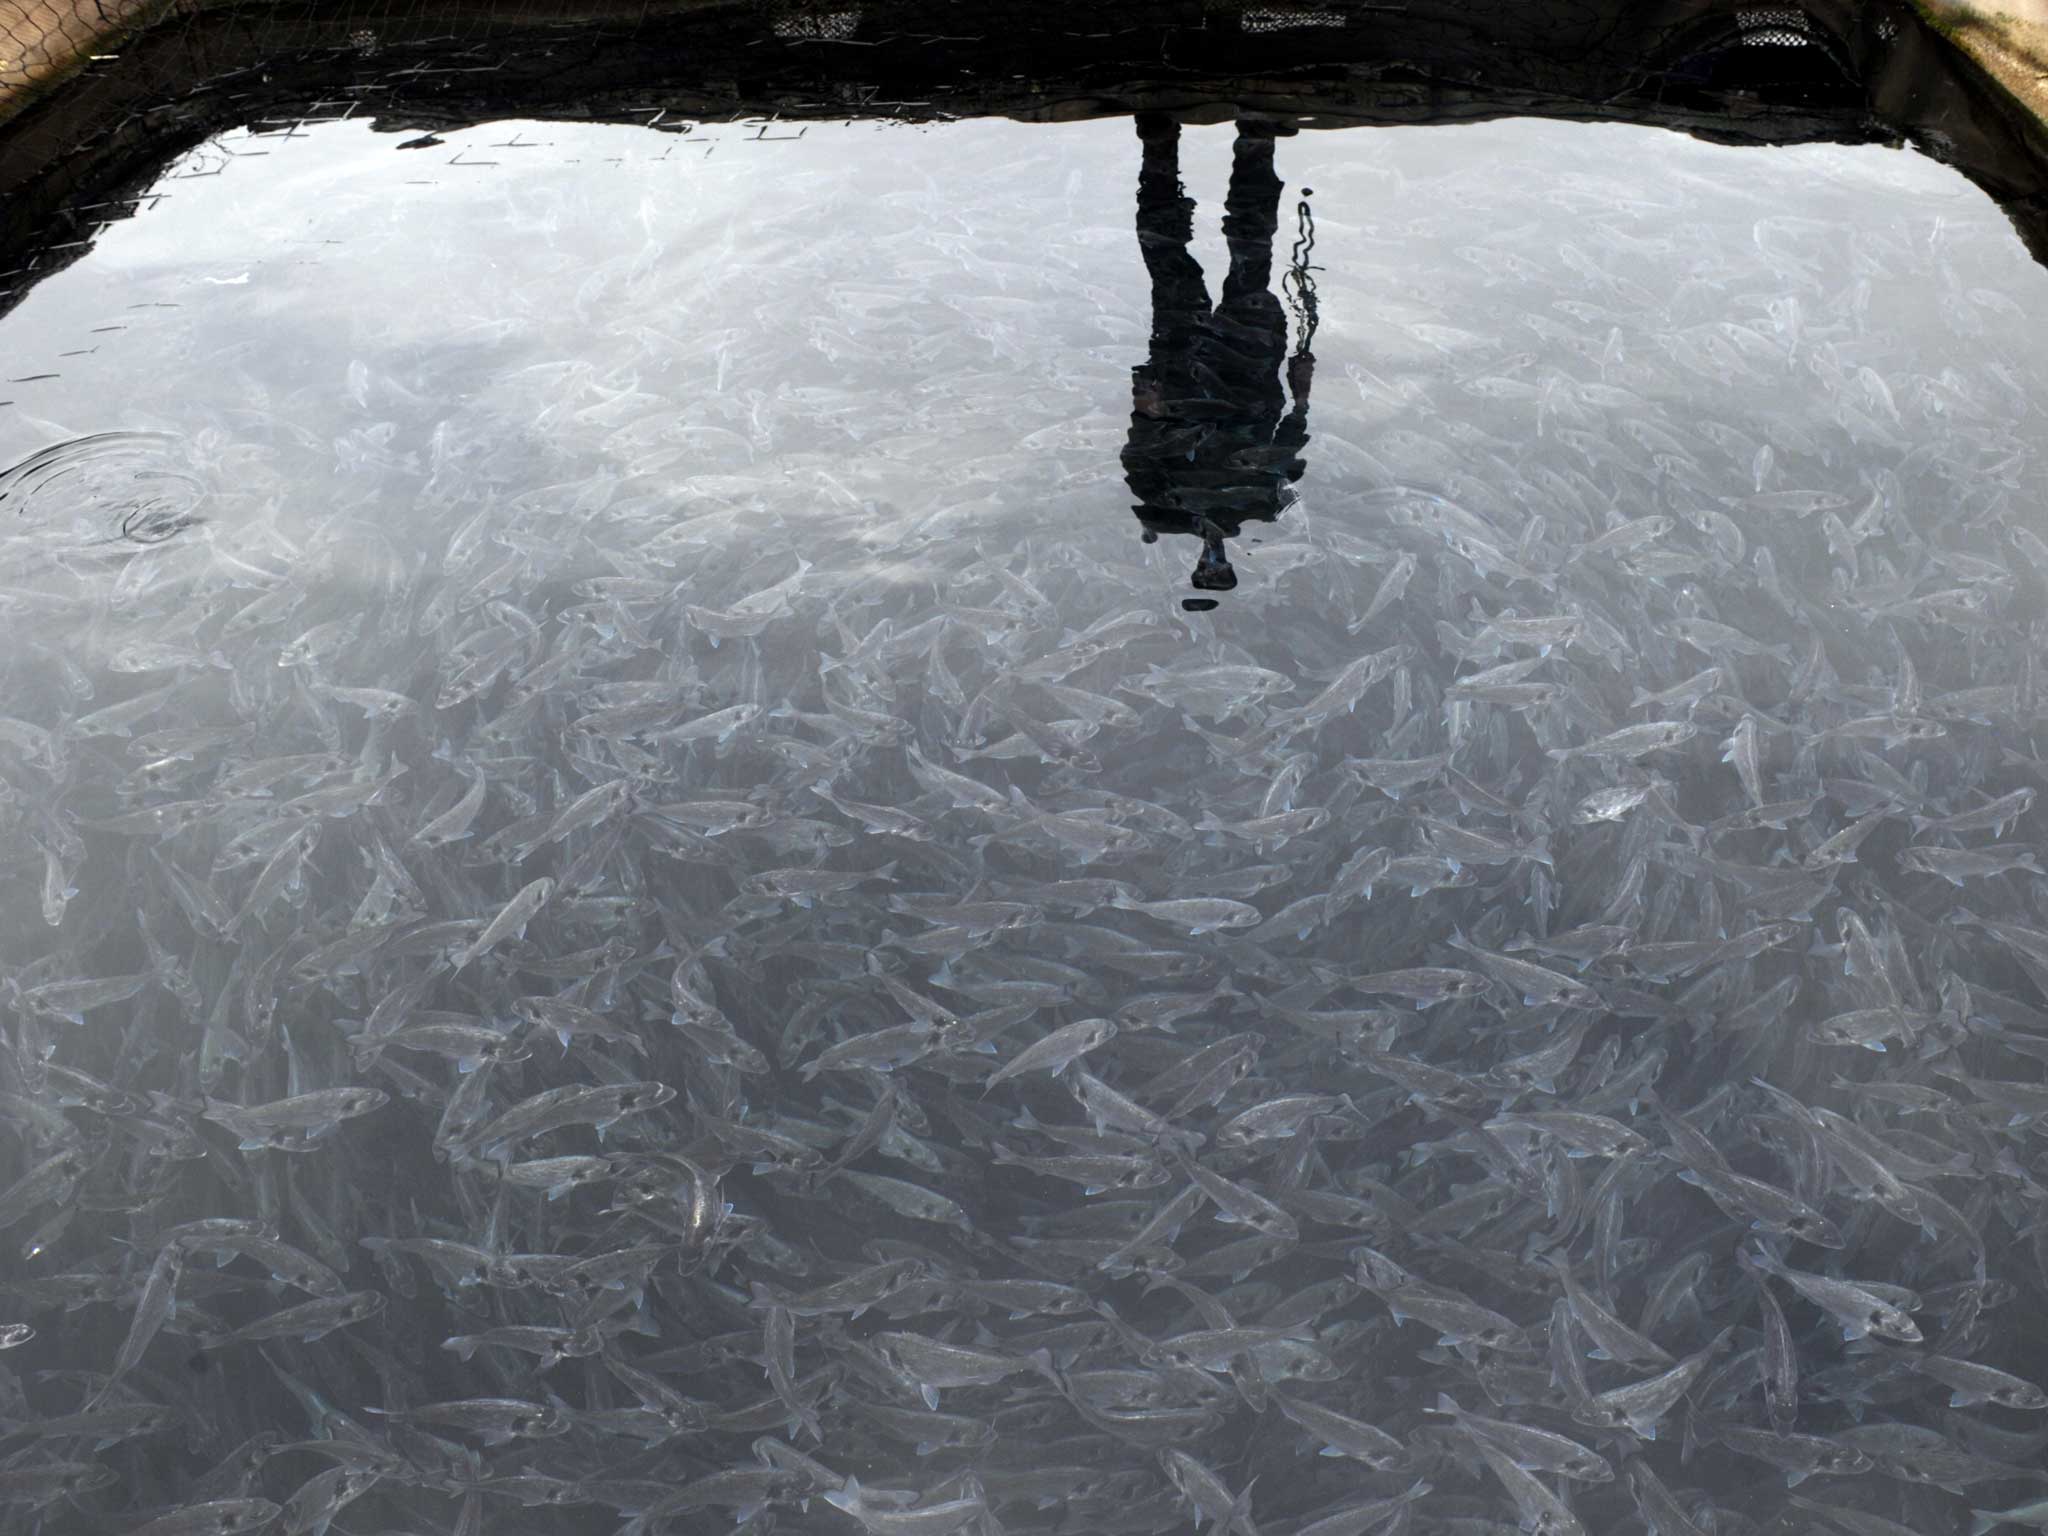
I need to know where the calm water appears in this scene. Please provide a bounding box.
[3,113,2048,1536]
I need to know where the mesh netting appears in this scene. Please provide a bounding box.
[1735,6,1813,30]
[1240,6,1345,32]
[3,0,159,112]
[14,0,307,128]
[771,6,861,40]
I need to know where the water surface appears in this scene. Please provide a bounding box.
[3,114,2048,1536]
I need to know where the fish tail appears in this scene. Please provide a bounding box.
[1029,1347,1060,1387]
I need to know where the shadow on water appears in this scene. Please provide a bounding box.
[1124,117,1317,612]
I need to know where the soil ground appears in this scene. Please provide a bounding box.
[2,0,163,120]
[1920,1,2048,127]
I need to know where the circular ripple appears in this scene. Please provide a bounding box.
[0,430,208,545]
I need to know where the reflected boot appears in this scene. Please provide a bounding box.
[1191,538,1238,591]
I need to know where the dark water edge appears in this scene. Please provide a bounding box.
[5,0,2048,324]
[1,88,2048,1536]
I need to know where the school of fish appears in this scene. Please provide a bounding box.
[3,111,2048,1536]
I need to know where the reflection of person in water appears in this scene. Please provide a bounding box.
[1123,113,1315,610]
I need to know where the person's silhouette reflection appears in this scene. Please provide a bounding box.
[1123,114,1315,611]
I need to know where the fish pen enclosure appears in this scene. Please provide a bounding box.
[5,5,2048,1536]
[3,0,2048,299]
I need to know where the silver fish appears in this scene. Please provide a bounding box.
[199,1291,386,1348]
[1430,1393,1613,1481]
[982,1018,1118,1094]
[873,1332,1054,1407]
[128,1500,283,1536]
[92,1242,183,1406]
[1574,1328,1733,1438]
[453,876,556,971]
[201,1088,389,1151]
[1272,1393,1409,1470]
[818,1477,987,1536]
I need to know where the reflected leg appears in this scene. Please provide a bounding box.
[1219,121,1287,312]
[1133,113,1212,347]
